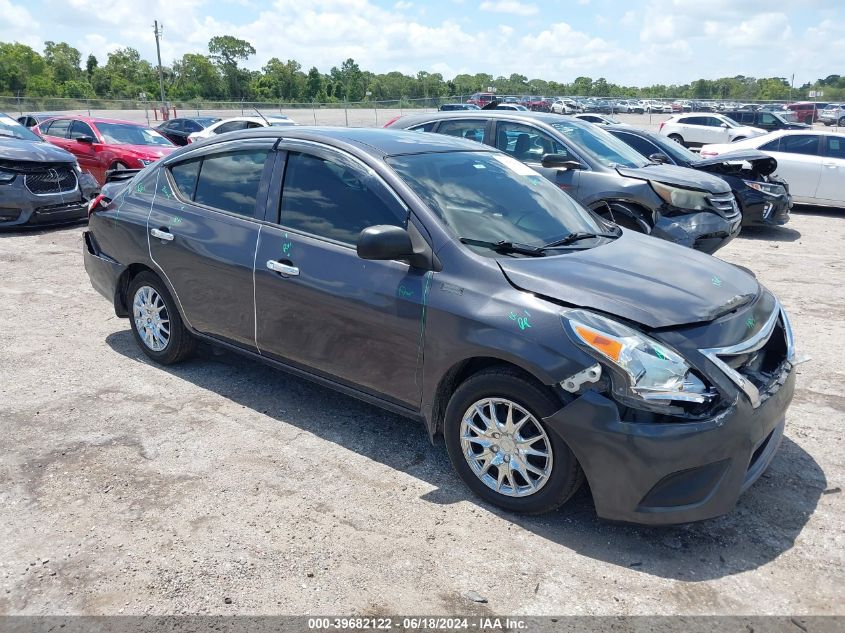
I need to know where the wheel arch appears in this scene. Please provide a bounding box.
[427,357,561,439]
[113,263,159,318]
[589,199,654,232]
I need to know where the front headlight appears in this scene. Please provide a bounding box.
[0,168,16,184]
[563,310,715,408]
[651,181,710,211]
[743,180,783,197]
[139,159,156,166]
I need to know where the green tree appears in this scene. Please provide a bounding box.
[172,53,223,99]
[86,54,98,79]
[0,42,47,93]
[305,66,324,101]
[208,35,256,99]
[44,41,82,83]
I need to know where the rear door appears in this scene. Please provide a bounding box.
[431,118,489,144]
[676,116,709,145]
[816,136,845,205]
[147,139,275,348]
[760,134,823,200]
[253,143,426,408]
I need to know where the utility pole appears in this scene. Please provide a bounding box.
[153,21,166,111]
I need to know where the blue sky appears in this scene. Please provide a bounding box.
[1,0,842,86]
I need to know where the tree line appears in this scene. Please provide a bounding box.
[1,37,843,103]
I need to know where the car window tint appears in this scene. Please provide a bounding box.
[409,122,437,132]
[760,114,776,125]
[705,117,726,127]
[44,119,70,137]
[279,152,404,244]
[183,120,202,132]
[825,137,845,159]
[760,138,780,151]
[495,121,565,161]
[778,135,820,156]
[613,132,662,159]
[169,159,202,199]
[193,150,269,217]
[436,119,485,143]
[69,120,96,140]
[216,120,248,134]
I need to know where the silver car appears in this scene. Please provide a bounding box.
[819,104,845,127]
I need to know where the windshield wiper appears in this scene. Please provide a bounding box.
[541,231,619,249]
[459,237,545,257]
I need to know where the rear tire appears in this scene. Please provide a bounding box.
[444,367,584,514]
[839,117,845,127]
[668,133,684,145]
[127,271,195,365]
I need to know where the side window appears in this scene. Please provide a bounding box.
[69,120,96,140]
[678,116,700,125]
[494,122,565,161]
[169,158,202,199]
[193,150,269,217]
[760,138,781,151]
[824,137,845,159]
[760,114,776,126]
[706,117,727,127]
[182,120,202,133]
[779,135,820,156]
[409,122,437,132]
[215,120,248,134]
[44,119,70,138]
[279,151,405,244]
[436,119,486,143]
[614,132,661,159]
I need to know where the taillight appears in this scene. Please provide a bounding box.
[382,115,401,128]
[87,194,106,217]
[658,122,665,132]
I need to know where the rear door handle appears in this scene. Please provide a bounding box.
[266,260,300,276]
[150,228,174,242]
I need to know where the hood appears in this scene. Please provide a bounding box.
[113,144,176,160]
[0,137,76,163]
[694,149,777,176]
[616,163,731,194]
[497,230,759,329]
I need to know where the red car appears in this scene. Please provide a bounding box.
[785,102,826,125]
[34,116,176,184]
[466,92,497,107]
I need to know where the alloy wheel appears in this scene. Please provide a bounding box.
[132,285,170,352]
[460,398,553,497]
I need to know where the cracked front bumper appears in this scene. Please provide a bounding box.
[542,366,795,525]
[651,209,742,254]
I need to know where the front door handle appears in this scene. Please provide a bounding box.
[150,228,174,242]
[266,260,300,276]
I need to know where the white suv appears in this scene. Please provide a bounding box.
[658,113,766,148]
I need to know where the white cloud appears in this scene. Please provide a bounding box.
[479,1,538,17]
[394,0,412,9]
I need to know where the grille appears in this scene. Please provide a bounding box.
[700,305,793,409]
[708,193,741,221]
[24,167,78,195]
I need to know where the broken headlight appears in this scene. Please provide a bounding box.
[562,310,715,408]
[743,180,783,197]
[650,181,710,211]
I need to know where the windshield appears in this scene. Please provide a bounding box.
[387,151,607,254]
[551,122,650,168]
[0,114,42,141]
[97,122,173,146]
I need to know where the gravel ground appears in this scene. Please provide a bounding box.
[0,207,843,616]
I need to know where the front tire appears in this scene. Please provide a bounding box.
[444,368,584,514]
[668,133,684,145]
[127,272,195,365]
[839,117,845,127]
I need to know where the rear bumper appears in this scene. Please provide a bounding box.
[83,230,125,310]
[652,208,742,254]
[543,367,795,525]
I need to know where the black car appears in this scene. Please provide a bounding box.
[156,117,221,146]
[607,125,791,227]
[438,104,480,111]
[17,113,61,129]
[84,127,797,525]
[387,111,742,253]
[0,113,98,229]
[723,110,810,133]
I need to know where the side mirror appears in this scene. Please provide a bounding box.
[76,135,95,144]
[649,153,670,164]
[720,123,729,128]
[357,225,414,261]
[541,154,583,170]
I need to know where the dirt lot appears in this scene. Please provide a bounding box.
[0,208,843,616]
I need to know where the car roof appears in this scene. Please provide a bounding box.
[189,126,493,157]
[40,115,145,126]
[391,110,596,130]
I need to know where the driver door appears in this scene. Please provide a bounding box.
[492,120,581,195]
[68,120,102,180]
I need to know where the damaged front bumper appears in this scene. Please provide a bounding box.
[543,365,794,525]
[0,171,98,230]
[651,207,742,254]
